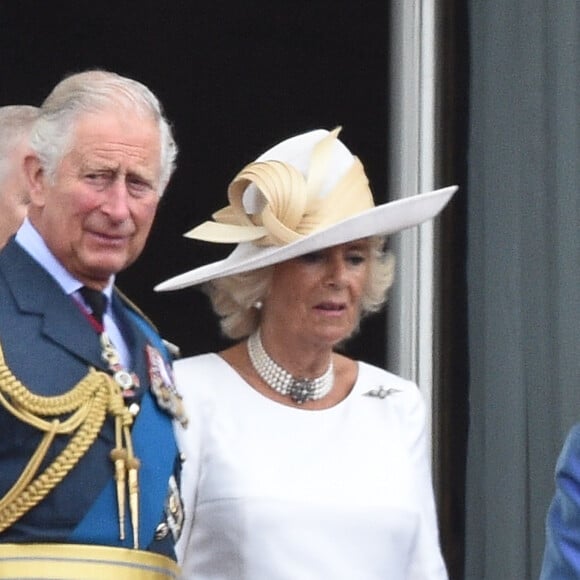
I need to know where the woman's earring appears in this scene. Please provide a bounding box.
[253,300,263,310]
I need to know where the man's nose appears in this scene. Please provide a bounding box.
[101,180,131,222]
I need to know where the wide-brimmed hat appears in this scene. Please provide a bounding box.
[155,127,457,292]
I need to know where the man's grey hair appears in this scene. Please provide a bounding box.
[0,105,39,182]
[30,70,178,192]
[206,236,395,340]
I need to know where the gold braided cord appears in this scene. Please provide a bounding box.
[0,341,137,543]
[0,389,93,434]
[0,420,60,514]
[0,371,111,532]
[184,127,375,247]
[0,360,105,418]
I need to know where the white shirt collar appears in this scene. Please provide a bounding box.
[15,218,115,300]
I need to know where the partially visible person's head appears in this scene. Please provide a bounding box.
[0,105,39,247]
[25,70,178,289]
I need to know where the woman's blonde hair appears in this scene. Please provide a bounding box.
[204,236,395,340]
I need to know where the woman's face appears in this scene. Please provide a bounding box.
[262,240,371,348]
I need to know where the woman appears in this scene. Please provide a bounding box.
[157,128,456,579]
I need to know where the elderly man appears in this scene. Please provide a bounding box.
[0,71,186,579]
[0,105,39,248]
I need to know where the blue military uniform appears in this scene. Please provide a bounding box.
[0,238,185,568]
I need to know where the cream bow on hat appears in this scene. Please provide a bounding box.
[155,127,457,291]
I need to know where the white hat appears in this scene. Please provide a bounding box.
[155,128,457,291]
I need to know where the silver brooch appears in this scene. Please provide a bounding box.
[363,386,398,399]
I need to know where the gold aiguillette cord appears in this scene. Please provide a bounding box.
[99,331,142,548]
[110,434,127,540]
[125,423,140,550]
[108,368,140,549]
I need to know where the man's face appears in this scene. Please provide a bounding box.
[0,138,31,248]
[27,109,162,288]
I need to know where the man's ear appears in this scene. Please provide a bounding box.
[24,155,46,208]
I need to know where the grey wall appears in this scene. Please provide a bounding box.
[465,1,579,577]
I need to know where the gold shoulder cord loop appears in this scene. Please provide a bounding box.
[0,341,140,548]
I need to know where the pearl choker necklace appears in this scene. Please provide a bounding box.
[247,331,334,404]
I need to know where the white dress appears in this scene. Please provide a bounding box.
[174,354,447,580]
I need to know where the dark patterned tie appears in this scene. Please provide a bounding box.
[79,286,107,325]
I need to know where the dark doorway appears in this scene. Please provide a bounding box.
[0,1,390,365]
[1,3,472,578]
